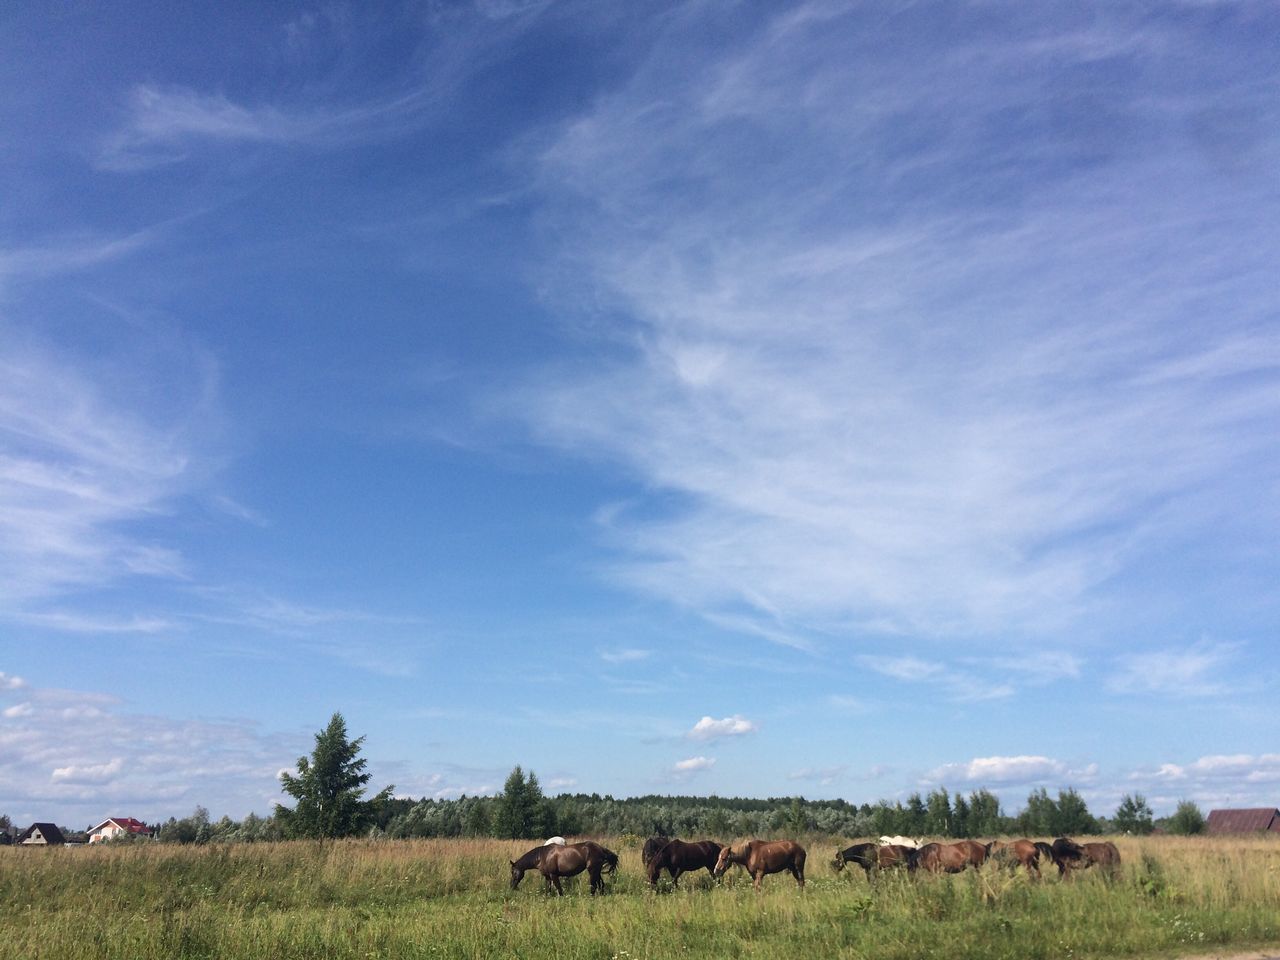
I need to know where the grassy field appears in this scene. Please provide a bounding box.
[2,834,1277,960]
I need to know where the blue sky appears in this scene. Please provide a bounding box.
[2,0,1278,829]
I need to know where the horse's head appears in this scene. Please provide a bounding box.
[831,850,846,873]
[645,857,662,886]
[509,860,524,889]
[712,844,735,877]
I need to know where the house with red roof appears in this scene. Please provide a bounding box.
[1204,808,1280,834]
[88,817,153,843]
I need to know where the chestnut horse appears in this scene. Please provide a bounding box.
[987,839,1041,878]
[911,840,986,874]
[646,839,723,887]
[714,839,806,890]
[509,840,619,895]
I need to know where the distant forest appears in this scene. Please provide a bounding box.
[131,774,1197,844]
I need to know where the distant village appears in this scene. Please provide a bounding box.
[3,817,155,846]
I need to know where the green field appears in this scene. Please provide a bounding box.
[2,834,1277,960]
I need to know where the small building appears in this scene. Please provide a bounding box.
[17,822,67,846]
[1205,808,1280,834]
[88,817,153,843]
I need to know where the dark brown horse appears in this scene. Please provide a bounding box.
[509,840,619,895]
[642,835,673,868]
[832,841,878,877]
[713,839,806,890]
[1080,841,1121,877]
[1051,838,1120,877]
[832,842,913,879]
[646,839,723,887]
[912,840,985,874]
[987,839,1041,878]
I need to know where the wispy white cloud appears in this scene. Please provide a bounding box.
[0,344,213,611]
[858,655,1015,703]
[0,227,160,284]
[522,1,1280,653]
[687,715,757,741]
[1107,642,1240,696]
[788,765,845,785]
[673,755,715,773]
[597,647,651,664]
[99,3,558,171]
[97,84,436,170]
[926,754,1098,787]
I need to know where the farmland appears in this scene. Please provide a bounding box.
[1,834,1277,960]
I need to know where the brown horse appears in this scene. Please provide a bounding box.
[831,842,878,877]
[646,839,723,887]
[987,839,1041,878]
[713,839,806,890]
[912,840,985,874]
[1081,841,1121,877]
[1047,837,1120,878]
[642,835,672,868]
[832,842,913,879]
[509,840,619,895]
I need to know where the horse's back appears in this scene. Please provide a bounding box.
[750,838,804,869]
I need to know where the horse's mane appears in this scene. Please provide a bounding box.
[513,844,547,869]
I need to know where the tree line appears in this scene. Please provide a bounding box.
[9,713,1205,844]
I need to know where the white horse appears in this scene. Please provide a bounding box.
[543,836,567,846]
[879,835,922,848]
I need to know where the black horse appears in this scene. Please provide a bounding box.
[646,839,722,887]
[510,840,619,895]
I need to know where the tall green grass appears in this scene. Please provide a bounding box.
[2,834,1276,959]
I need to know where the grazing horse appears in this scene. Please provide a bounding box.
[833,842,913,879]
[912,841,985,874]
[646,839,723,887]
[642,835,673,868]
[1048,837,1086,877]
[510,840,619,895]
[832,842,878,877]
[714,840,806,890]
[877,843,916,872]
[988,839,1041,878]
[1080,841,1121,877]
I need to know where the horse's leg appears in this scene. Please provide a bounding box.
[752,869,763,891]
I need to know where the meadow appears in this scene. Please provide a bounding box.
[1,834,1277,960]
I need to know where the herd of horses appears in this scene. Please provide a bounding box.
[832,836,1121,880]
[509,835,1120,896]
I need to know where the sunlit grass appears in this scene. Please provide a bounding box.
[1,834,1277,959]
